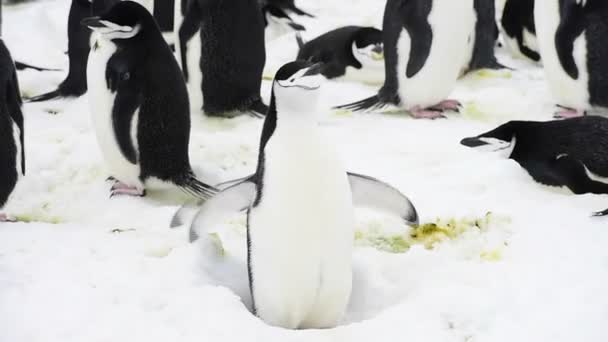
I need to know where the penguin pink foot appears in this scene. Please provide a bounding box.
[0,213,16,222]
[554,106,586,119]
[110,181,145,198]
[430,99,462,112]
[410,107,446,120]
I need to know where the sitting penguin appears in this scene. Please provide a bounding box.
[296,26,385,84]
[0,40,24,222]
[461,116,608,216]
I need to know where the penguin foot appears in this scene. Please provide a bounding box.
[0,213,16,222]
[554,106,585,119]
[110,181,145,198]
[409,107,446,120]
[430,99,462,112]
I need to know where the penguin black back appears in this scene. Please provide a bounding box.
[468,0,504,70]
[501,0,539,62]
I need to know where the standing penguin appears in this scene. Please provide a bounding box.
[0,40,24,222]
[336,0,476,119]
[296,26,385,84]
[535,0,608,118]
[28,0,119,102]
[84,1,216,198]
[177,0,268,117]
[466,0,505,72]
[501,0,540,62]
[461,116,608,216]
[180,61,419,329]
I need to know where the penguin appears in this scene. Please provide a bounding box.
[28,0,119,102]
[534,0,608,118]
[177,0,268,118]
[466,0,505,72]
[261,3,305,43]
[461,116,608,216]
[260,0,314,18]
[83,1,216,198]
[500,0,540,62]
[177,61,419,329]
[0,40,24,222]
[336,0,476,119]
[152,0,176,47]
[296,26,385,84]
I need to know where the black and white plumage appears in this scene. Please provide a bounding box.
[336,0,476,119]
[177,0,268,118]
[501,0,540,62]
[466,0,505,71]
[261,3,305,43]
[296,26,384,84]
[461,116,608,216]
[28,0,119,102]
[0,40,24,222]
[535,0,608,118]
[173,61,418,329]
[259,0,314,18]
[84,1,216,199]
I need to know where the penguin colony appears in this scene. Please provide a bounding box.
[3,0,608,330]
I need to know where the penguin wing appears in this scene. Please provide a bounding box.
[107,58,141,164]
[348,172,419,226]
[555,1,586,79]
[189,178,257,242]
[400,0,433,78]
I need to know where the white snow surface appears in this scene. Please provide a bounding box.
[1,0,608,341]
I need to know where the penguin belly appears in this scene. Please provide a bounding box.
[87,38,142,188]
[396,0,475,109]
[535,0,589,109]
[248,127,354,329]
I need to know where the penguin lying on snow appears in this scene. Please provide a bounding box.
[461,116,608,216]
[173,61,418,329]
[0,40,24,222]
[535,0,608,118]
[83,1,216,199]
[261,3,305,43]
[177,0,268,118]
[28,0,119,102]
[501,0,540,62]
[296,26,384,84]
[336,0,476,119]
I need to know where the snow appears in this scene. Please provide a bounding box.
[1,0,608,341]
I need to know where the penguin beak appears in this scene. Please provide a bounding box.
[81,16,105,29]
[460,137,489,148]
[303,62,323,76]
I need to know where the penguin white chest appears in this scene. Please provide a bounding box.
[396,0,475,108]
[248,124,354,329]
[535,0,589,109]
[87,37,142,188]
[11,120,22,177]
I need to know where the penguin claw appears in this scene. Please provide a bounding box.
[410,108,447,120]
[430,99,462,112]
[553,107,586,119]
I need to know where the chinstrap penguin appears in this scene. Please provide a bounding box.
[501,0,540,62]
[177,0,268,118]
[296,26,385,84]
[336,0,476,119]
[84,1,216,198]
[461,116,608,216]
[535,0,608,118]
[175,61,419,329]
[0,40,24,222]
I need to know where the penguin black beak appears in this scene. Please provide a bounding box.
[460,137,488,148]
[81,16,105,28]
[303,62,323,76]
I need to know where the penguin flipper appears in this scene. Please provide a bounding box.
[401,4,433,78]
[188,179,257,242]
[555,1,586,79]
[347,172,419,226]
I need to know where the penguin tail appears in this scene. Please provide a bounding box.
[14,61,62,72]
[592,208,608,217]
[25,89,63,103]
[246,99,268,118]
[295,32,305,49]
[334,95,385,113]
[178,174,219,201]
[289,5,314,17]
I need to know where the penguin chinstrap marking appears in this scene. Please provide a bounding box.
[262,3,305,43]
[179,61,419,329]
[335,0,475,119]
[500,0,540,62]
[83,1,217,199]
[27,0,119,103]
[0,40,25,222]
[535,0,608,118]
[466,0,506,72]
[461,116,608,217]
[296,26,385,85]
[177,0,268,118]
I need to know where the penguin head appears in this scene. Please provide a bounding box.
[272,61,325,112]
[461,121,519,158]
[352,28,384,68]
[81,1,157,43]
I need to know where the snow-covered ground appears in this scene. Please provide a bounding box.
[2,0,608,341]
